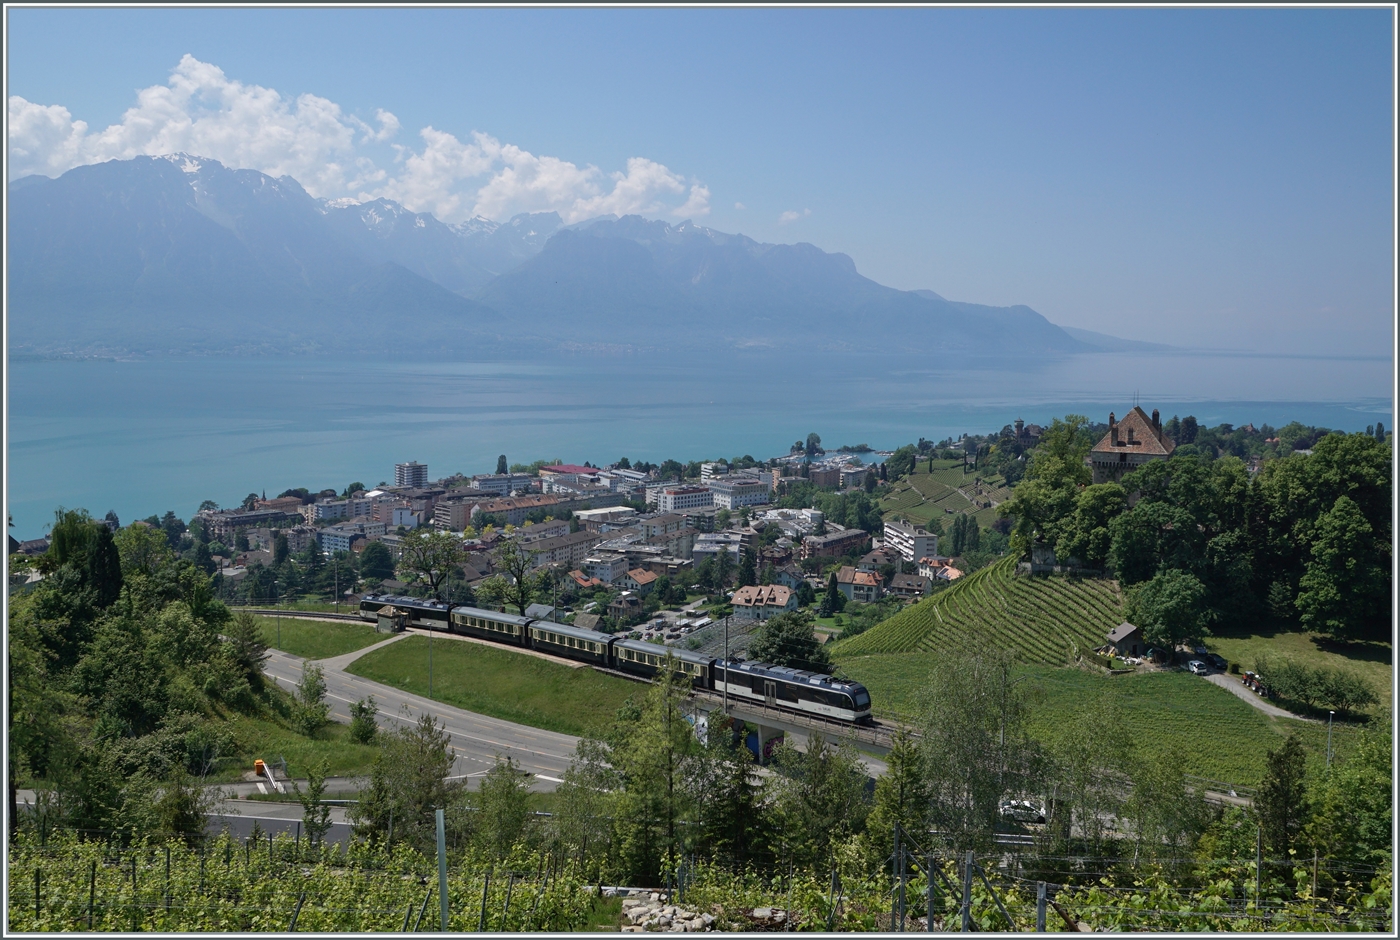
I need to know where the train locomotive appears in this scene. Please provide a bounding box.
[359,593,872,724]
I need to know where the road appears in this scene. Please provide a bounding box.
[262,634,581,788]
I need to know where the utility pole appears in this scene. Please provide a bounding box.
[436,809,449,931]
[893,823,902,932]
[960,852,973,932]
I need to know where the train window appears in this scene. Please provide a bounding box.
[854,691,870,707]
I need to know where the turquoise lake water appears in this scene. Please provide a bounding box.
[5,350,1391,539]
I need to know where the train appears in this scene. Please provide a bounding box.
[358,593,873,724]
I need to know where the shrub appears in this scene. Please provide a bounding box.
[1228,662,1240,674]
[349,696,379,745]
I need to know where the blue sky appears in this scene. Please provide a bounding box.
[6,7,1394,353]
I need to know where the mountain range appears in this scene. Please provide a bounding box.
[7,154,1134,358]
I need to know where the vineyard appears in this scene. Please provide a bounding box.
[879,460,1010,529]
[831,556,1125,664]
[7,830,605,933]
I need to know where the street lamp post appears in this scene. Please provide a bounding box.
[722,615,730,714]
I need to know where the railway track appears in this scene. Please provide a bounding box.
[241,608,365,622]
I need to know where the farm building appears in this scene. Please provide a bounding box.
[1106,622,1143,657]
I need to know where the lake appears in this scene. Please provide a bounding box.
[5,349,1392,539]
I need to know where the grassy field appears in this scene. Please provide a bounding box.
[835,651,1359,787]
[832,556,1125,665]
[1204,627,1392,715]
[346,636,641,737]
[880,459,1010,529]
[210,713,382,784]
[253,615,386,660]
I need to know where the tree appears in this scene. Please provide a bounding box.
[864,731,930,862]
[805,432,823,458]
[1054,483,1127,568]
[295,758,334,847]
[819,572,844,616]
[293,662,330,736]
[746,610,831,671]
[863,471,877,493]
[1126,568,1208,649]
[471,756,534,859]
[350,713,466,853]
[192,541,216,575]
[737,548,757,588]
[477,538,545,615]
[1178,415,1198,444]
[103,510,120,529]
[496,454,508,474]
[919,645,1040,853]
[348,696,378,744]
[398,529,465,599]
[1295,495,1389,641]
[767,733,869,868]
[198,500,219,513]
[715,507,732,530]
[1256,734,1308,862]
[886,444,918,481]
[358,540,396,580]
[241,493,260,511]
[690,714,768,868]
[271,531,288,566]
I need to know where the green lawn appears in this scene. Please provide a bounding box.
[254,615,386,660]
[836,652,1361,787]
[346,636,641,737]
[1204,627,1392,714]
[210,713,382,784]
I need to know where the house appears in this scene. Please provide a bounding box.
[772,565,807,591]
[1106,622,1144,658]
[573,612,603,630]
[835,566,882,603]
[525,603,558,621]
[860,549,898,570]
[621,568,659,595]
[584,553,631,584]
[1087,406,1176,485]
[888,573,932,599]
[568,569,603,589]
[608,593,645,621]
[917,555,957,579]
[731,584,797,620]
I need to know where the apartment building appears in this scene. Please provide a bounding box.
[525,530,603,570]
[584,553,631,584]
[657,486,713,512]
[800,526,871,560]
[883,518,938,563]
[470,494,560,527]
[394,461,429,488]
[469,473,537,496]
[708,476,771,510]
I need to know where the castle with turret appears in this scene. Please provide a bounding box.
[1087,406,1175,484]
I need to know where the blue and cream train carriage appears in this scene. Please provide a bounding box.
[357,593,872,724]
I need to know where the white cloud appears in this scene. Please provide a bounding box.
[734,201,746,210]
[7,55,710,225]
[778,208,811,225]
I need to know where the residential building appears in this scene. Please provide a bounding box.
[643,526,697,561]
[800,526,871,560]
[637,513,685,539]
[835,566,882,603]
[575,506,638,532]
[657,486,713,512]
[1087,406,1176,485]
[709,476,771,510]
[621,568,658,594]
[539,464,602,492]
[883,518,938,564]
[516,519,570,542]
[470,494,561,527]
[840,466,871,488]
[469,473,537,496]
[389,507,420,530]
[198,507,294,541]
[254,496,305,514]
[283,524,320,554]
[700,462,728,481]
[584,553,632,584]
[692,531,745,562]
[395,461,429,488]
[527,530,604,570]
[809,467,842,488]
[434,498,486,531]
[772,565,807,591]
[569,570,603,590]
[319,525,368,555]
[681,507,719,532]
[918,556,962,581]
[608,593,645,621]
[730,584,797,620]
[598,467,649,494]
[888,573,933,599]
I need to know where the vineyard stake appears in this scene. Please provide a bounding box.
[165,844,171,912]
[478,871,491,931]
[413,888,433,932]
[34,868,41,922]
[401,900,413,932]
[502,873,516,928]
[926,856,935,932]
[87,860,96,929]
[289,890,306,931]
[436,808,450,931]
[1036,882,1047,932]
[960,852,972,932]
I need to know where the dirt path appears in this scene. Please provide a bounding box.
[1204,672,1312,720]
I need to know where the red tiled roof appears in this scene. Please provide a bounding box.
[732,584,793,608]
[1090,406,1176,458]
[541,465,599,475]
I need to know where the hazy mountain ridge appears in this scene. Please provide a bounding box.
[9,154,1096,357]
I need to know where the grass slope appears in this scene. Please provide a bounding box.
[835,652,1358,786]
[210,713,382,784]
[1205,628,1392,716]
[253,615,385,660]
[880,459,1010,528]
[346,636,639,737]
[833,556,1125,665]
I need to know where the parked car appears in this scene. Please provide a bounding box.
[1193,646,1209,657]
[1207,653,1227,671]
[999,799,1046,824]
[1187,660,1209,676]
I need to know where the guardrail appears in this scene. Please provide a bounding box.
[242,608,364,622]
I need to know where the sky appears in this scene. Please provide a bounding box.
[5,6,1395,354]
